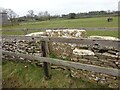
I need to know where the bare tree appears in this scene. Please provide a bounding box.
[28,10,34,20]
[44,11,50,17]
[5,9,18,25]
[0,8,18,25]
[38,12,44,17]
[38,11,50,21]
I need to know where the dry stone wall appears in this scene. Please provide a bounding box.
[2,29,120,88]
[2,39,42,56]
[41,29,119,88]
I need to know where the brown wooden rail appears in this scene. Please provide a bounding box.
[2,50,120,76]
[2,35,120,78]
[2,35,120,50]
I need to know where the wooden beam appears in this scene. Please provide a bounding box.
[2,35,120,50]
[2,50,120,76]
[41,41,51,79]
[49,37,120,50]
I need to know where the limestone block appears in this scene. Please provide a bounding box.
[25,32,47,37]
[88,36,119,40]
[73,48,95,56]
[45,29,87,38]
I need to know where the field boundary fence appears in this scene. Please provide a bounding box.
[2,35,120,79]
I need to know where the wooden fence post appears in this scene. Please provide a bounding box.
[41,41,51,79]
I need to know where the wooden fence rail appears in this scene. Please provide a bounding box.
[2,50,120,77]
[2,35,120,50]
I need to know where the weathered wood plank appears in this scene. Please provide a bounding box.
[49,37,120,50]
[2,35,120,49]
[2,50,120,76]
[41,41,51,79]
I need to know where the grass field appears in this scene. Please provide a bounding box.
[3,16,118,30]
[2,16,119,37]
[2,29,119,38]
[87,30,119,38]
[2,60,108,88]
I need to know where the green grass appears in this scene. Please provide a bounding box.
[2,16,119,37]
[86,30,119,38]
[2,29,118,38]
[3,16,118,30]
[2,60,107,88]
[2,30,43,35]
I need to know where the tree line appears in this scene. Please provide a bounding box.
[18,10,119,22]
[0,7,119,25]
[62,10,119,19]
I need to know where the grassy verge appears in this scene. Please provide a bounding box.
[2,60,107,88]
[86,30,119,38]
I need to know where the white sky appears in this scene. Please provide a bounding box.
[0,0,119,16]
